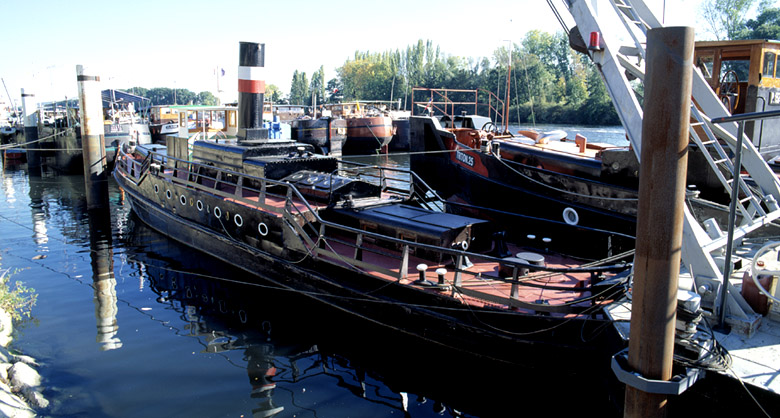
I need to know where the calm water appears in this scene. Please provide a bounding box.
[0,126,628,417]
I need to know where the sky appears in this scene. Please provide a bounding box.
[0,0,710,106]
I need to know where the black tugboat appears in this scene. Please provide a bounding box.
[408,106,639,260]
[114,42,633,368]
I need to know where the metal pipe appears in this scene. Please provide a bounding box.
[717,121,745,329]
[624,26,694,418]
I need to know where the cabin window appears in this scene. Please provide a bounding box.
[721,59,750,82]
[179,113,186,127]
[228,111,236,128]
[763,51,777,78]
[697,54,714,79]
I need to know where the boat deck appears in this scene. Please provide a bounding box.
[315,233,610,317]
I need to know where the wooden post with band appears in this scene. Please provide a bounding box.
[77,65,109,209]
[21,88,41,174]
[624,26,695,417]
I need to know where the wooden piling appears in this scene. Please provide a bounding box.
[77,65,109,209]
[21,88,41,173]
[623,26,695,418]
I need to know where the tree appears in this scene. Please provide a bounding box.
[289,70,310,105]
[326,78,343,103]
[197,91,218,106]
[701,0,758,40]
[309,66,326,105]
[265,84,282,103]
[740,7,780,39]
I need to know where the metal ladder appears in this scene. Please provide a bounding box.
[564,0,780,319]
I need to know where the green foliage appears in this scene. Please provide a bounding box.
[266,84,282,103]
[0,267,36,321]
[310,66,326,105]
[702,0,759,40]
[289,70,310,105]
[127,87,220,106]
[327,34,621,125]
[739,7,780,39]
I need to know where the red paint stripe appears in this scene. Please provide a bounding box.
[238,79,265,94]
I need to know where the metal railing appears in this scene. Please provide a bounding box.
[710,109,780,326]
[411,88,505,127]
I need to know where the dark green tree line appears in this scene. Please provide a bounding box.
[319,32,618,125]
[126,87,219,106]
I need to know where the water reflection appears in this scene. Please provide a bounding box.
[1,159,624,417]
[27,174,49,245]
[122,219,478,417]
[88,209,121,350]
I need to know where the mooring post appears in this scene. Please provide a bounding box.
[21,88,41,174]
[77,65,109,209]
[624,26,695,417]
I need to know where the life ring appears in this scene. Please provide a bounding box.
[258,222,269,236]
[563,207,579,225]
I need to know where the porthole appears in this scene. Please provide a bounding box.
[258,222,269,236]
[179,194,186,205]
[154,184,159,194]
[166,189,172,199]
[196,200,204,211]
[214,206,222,218]
[563,207,579,226]
[234,214,243,227]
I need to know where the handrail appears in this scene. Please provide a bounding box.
[710,108,780,125]
[708,108,780,326]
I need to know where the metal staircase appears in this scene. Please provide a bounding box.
[564,0,780,324]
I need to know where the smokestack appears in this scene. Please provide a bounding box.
[237,42,268,141]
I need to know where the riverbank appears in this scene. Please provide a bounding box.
[0,307,47,418]
[0,266,45,418]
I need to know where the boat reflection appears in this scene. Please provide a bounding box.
[121,216,490,417]
[119,212,620,417]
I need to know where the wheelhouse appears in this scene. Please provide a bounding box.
[694,39,780,158]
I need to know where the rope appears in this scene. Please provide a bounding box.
[0,129,70,150]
